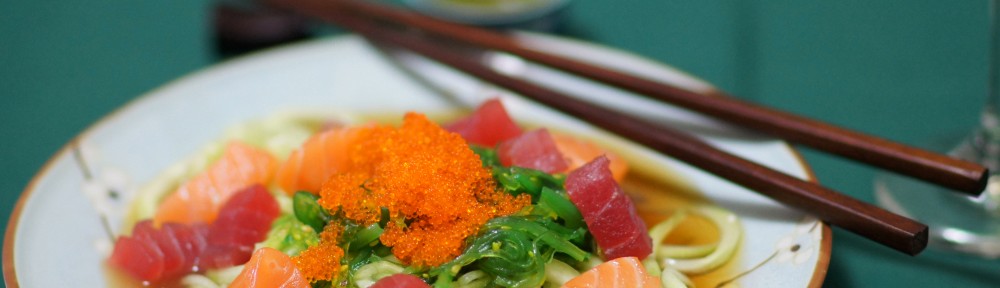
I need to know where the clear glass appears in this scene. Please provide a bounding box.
[874,0,1000,257]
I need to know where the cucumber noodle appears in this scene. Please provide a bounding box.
[649,206,743,288]
[119,112,742,288]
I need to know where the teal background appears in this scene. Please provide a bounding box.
[2,0,998,287]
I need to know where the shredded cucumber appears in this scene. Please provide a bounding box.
[648,210,689,257]
[642,254,662,278]
[660,267,694,288]
[354,261,406,288]
[657,206,742,275]
[206,265,245,286]
[659,244,717,259]
[180,265,244,288]
[542,259,579,287]
[577,254,604,272]
[181,274,220,288]
[455,270,491,288]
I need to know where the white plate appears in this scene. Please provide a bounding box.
[3,34,830,287]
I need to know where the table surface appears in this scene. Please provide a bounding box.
[3,0,999,287]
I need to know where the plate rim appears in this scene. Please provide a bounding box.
[2,35,832,287]
[788,148,832,288]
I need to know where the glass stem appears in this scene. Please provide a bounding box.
[968,0,1000,172]
[947,0,1000,214]
[989,0,1000,118]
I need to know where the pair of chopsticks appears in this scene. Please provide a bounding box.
[265,0,988,255]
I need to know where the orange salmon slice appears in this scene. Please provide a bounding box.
[562,257,661,288]
[153,141,277,226]
[229,247,309,288]
[552,133,629,182]
[275,124,383,194]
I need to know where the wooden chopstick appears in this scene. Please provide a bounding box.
[266,0,930,255]
[269,0,988,196]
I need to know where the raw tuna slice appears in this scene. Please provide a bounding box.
[497,129,568,173]
[445,98,523,147]
[199,184,281,269]
[161,222,209,275]
[108,235,165,281]
[370,274,431,288]
[132,220,184,277]
[565,156,652,260]
[110,185,277,282]
[108,221,209,282]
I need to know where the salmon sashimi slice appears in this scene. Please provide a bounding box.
[275,124,384,194]
[561,257,660,288]
[153,141,278,226]
[228,247,310,288]
[551,132,629,182]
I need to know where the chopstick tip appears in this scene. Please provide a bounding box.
[973,168,990,195]
[907,225,929,256]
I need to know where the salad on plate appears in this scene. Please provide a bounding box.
[103,98,742,288]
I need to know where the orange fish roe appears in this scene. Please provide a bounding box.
[292,223,346,282]
[319,113,529,267]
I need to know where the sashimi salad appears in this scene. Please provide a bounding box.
[105,99,743,288]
